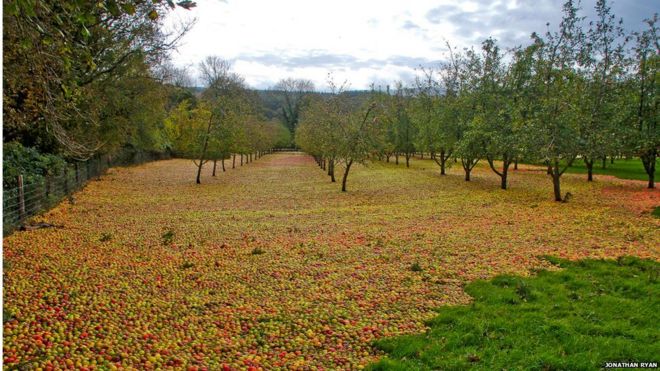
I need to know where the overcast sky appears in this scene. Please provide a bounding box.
[164,0,657,90]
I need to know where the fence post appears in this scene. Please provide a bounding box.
[45,175,51,199]
[17,175,26,222]
[64,167,69,194]
[96,156,101,180]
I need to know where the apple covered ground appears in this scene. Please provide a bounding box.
[3,152,659,370]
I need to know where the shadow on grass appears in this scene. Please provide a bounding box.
[369,256,659,370]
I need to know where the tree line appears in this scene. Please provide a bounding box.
[165,57,290,184]
[296,0,658,200]
[3,0,290,186]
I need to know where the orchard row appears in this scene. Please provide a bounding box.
[296,1,657,200]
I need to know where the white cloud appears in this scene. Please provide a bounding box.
[163,0,657,89]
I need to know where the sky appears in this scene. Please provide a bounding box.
[163,0,657,90]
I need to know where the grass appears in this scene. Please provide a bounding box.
[562,158,657,182]
[370,256,660,370]
[3,153,658,369]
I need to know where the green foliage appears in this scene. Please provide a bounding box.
[162,229,175,245]
[251,247,266,255]
[272,121,293,148]
[576,0,627,168]
[374,83,417,162]
[3,142,67,189]
[272,78,315,134]
[297,81,382,190]
[99,232,113,242]
[370,257,660,370]
[3,0,194,159]
[410,262,423,272]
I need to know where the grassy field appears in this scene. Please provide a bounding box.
[3,153,659,370]
[370,256,660,370]
[562,158,656,182]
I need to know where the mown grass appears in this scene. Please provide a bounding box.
[563,158,657,182]
[369,256,660,370]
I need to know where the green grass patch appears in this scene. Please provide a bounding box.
[369,256,660,370]
[652,206,660,218]
[563,158,656,181]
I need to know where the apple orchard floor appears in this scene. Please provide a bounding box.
[3,153,659,370]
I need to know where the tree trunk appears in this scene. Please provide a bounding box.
[395,153,399,165]
[195,115,215,184]
[240,154,243,166]
[585,158,594,182]
[405,153,410,168]
[641,152,656,189]
[222,158,226,172]
[386,155,390,163]
[601,156,607,169]
[232,154,236,169]
[440,150,448,175]
[196,161,204,184]
[433,150,449,175]
[552,171,562,201]
[420,152,424,159]
[212,160,217,176]
[461,158,476,181]
[486,155,511,189]
[649,169,656,189]
[341,160,353,192]
[328,159,336,182]
[514,158,518,170]
[550,159,566,202]
[501,167,508,190]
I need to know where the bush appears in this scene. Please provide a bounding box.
[3,142,66,189]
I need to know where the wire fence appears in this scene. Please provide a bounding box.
[272,148,300,152]
[3,150,170,236]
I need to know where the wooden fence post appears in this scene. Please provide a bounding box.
[45,175,51,199]
[64,167,69,194]
[96,156,101,180]
[17,175,26,222]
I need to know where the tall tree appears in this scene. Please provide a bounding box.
[527,0,585,201]
[375,83,417,167]
[193,57,249,183]
[455,46,484,181]
[578,0,627,181]
[629,15,658,188]
[273,78,315,136]
[478,38,523,190]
